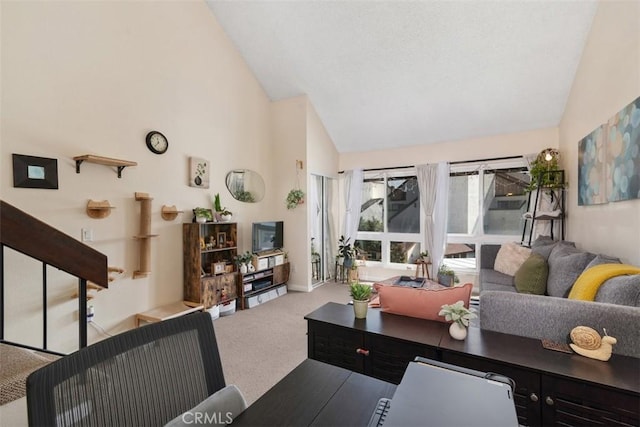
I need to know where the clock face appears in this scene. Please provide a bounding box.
[145,131,168,154]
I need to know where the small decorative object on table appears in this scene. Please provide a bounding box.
[438,300,477,340]
[213,193,232,221]
[569,326,617,362]
[349,282,372,319]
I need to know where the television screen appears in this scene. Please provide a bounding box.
[252,221,283,253]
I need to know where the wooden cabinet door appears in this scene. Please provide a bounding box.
[365,335,438,384]
[307,321,365,373]
[541,375,640,426]
[442,353,541,426]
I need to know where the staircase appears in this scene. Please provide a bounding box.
[0,200,108,350]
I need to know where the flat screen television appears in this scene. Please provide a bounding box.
[252,221,284,254]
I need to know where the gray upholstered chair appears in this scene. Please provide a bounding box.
[27,312,246,426]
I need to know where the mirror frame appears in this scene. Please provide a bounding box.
[225,169,265,203]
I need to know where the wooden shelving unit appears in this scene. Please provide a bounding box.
[183,222,238,309]
[73,154,137,178]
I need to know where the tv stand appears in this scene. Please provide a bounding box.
[251,250,285,271]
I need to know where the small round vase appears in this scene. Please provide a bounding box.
[247,263,255,272]
[221,214,232,222]
[196,216,207,224]
[240,263,248,274]
[449,322,467,340]
[353,300,369,319]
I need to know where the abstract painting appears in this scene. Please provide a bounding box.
[578,125,607,205]
[606,96,640,202]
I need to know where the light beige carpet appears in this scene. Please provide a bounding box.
[212,281,351,405]
[0,344,60,405]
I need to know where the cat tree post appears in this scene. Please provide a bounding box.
[133,192,157,279]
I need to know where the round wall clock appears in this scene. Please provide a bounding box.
[145,131,168,154]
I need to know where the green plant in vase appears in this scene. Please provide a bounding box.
[349,282,372,319]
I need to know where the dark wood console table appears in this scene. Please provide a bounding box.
[306,302,640,427]
[232,359,396,426]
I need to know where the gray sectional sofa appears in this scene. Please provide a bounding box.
[479,239,640,358]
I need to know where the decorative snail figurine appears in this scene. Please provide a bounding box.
[569,326,617,361]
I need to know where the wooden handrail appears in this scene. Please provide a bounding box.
[0,200,108,288]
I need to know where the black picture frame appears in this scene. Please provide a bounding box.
[12,154,59,189]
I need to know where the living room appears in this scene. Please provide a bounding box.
[1,0,639,424]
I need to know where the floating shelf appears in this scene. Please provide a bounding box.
[161,205,183,221]
[73,154,137,178]
[86,200,115,219]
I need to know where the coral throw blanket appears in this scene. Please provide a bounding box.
[568,264,640,301]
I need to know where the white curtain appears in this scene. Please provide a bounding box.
[417,162,450,278]
[342,169,363,245]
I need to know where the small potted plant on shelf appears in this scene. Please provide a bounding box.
[438,300,477,340]
[213,193,232,221]
[419,250,430,263]
[349,282,372,319]
[437,264,459,287]
[234,251,253,274]
[193,207,212,224]
[286,189,305,210]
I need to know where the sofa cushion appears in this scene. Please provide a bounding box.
[594,275,640,307]
[531,238,575,261]
[494,243,531,276]
[378,283,473,322]
[547,244,595,297]
[586,254,621,268]
[514,253,548,295]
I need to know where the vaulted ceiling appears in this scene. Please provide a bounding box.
[206,1,598,153]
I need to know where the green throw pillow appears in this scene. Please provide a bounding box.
[514,253,548,295]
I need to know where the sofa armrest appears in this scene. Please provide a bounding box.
[479,291,640,358]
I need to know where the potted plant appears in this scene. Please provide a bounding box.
[349,282,372,319]
[234,251,253,274]
[193,207,212,223]
[286,189,305,210]
[526,148,563,192]
[213,193,232,221]
[437,264,459,287]
[419,250,430,263]
[438,300,477,340]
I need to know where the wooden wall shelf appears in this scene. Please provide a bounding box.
[161,205,183,221]
[86,200,115,219]
[73,154,137,178]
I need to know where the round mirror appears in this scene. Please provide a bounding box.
[225,169,265,203]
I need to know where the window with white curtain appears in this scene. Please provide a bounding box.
[356,170,422,266]
[446,159,530,271]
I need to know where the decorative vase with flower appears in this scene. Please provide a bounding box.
[438,300,477,340]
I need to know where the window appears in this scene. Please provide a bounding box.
[357,171,421,266]
[446,161,529,270]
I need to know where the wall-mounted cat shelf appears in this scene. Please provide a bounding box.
[161,205,183,221]
[86,200,115,219]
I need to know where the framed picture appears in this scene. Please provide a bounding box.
[213,262,226,275]
[217,232,226,248]
[189,157,210,188]
[12,154,58,189]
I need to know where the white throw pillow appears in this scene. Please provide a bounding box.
[494,243,532,276]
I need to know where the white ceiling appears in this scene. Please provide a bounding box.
[206,1,598,153]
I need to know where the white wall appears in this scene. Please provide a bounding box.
[560,0,640,265]
[1,1,277,351]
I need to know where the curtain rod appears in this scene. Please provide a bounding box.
[338,155,523,174]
